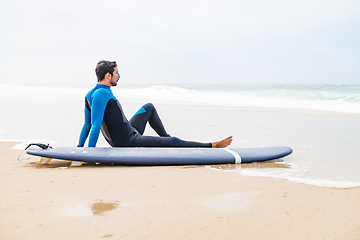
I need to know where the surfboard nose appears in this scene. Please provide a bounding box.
[282,146,293,155]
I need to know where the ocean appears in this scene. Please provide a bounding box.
[114,84,360,114]
[1,83,359,188]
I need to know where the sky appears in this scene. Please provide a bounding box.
[0,0,359,85]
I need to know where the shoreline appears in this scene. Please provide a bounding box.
[1,142,359,240]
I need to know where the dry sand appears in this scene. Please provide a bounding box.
[1,142,359,240]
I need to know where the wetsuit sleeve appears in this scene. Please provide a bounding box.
[78,103,91,147]
[87,89,109,147]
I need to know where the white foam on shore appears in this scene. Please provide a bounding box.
[2,83,360,114]
[0,83,86,100]
[233,169,360,189]
[114,84,360,115]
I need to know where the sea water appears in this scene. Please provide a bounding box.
[1,83,359,188]
[114,84,360,114]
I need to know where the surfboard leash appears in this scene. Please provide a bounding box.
[24,143,53,150]
[17,143,53,161]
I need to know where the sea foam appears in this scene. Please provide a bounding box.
[2,83,359,114]
[114,84,360,114]
[236,169,360,189]
[206,166,360,189]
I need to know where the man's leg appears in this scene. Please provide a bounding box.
[129,103,170,137]
[127,134,212,148]
[118,133,231,148]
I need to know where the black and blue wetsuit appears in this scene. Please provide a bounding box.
[78,84,212,148]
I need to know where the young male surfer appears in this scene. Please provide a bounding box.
[78,60,232,148]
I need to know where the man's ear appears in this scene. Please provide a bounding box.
[105,72,111,79]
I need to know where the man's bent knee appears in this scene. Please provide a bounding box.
[143,103,155,111]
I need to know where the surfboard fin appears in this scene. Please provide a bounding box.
[36,157,52,165]
[70,161,84,167]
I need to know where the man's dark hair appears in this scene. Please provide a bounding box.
[95,60,117,81]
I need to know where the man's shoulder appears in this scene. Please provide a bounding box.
[94,87,110,94]
[86,86,111,98]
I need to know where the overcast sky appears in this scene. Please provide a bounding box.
[1,0,359,85]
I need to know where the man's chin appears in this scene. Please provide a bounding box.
[111,82,118,86]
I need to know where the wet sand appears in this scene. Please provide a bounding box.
[1,142,359,240]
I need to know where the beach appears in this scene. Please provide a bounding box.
[2,0,360,237]
[1,140,360,240]
[1,91,360,239]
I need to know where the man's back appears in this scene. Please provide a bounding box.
[79,84,136,147]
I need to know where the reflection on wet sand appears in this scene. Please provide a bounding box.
[91,201,119,215]
[209,159,290,170]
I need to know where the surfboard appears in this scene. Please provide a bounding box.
[26,146,293,166]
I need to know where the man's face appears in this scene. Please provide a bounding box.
[110,67,120,86]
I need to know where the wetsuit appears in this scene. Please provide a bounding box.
[78,84,212,148]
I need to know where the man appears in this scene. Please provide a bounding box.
[78,60,232,148]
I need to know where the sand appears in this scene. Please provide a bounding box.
[1,141,360,240]
[1,96,360,239]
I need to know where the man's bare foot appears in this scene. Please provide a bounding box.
[211,136,233,148]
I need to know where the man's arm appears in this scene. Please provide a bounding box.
[78,103,91,147]
[87,89,109,147]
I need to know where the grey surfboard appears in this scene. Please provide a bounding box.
[26,146,293,166]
